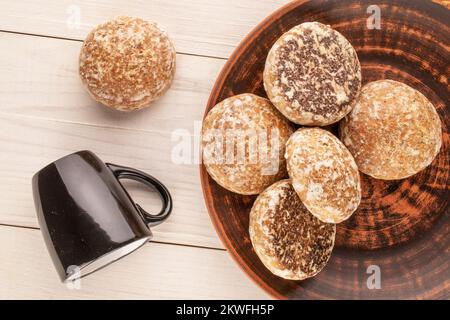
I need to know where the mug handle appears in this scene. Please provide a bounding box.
[106,163,172,227]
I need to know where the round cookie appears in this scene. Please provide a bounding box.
[339,80,442,180]
[79,16,176,111]
[249,180,336,280]
[263,22,361,126]
[286,128,361,223]
[202,94,294,195]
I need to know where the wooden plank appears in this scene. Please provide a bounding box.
[0,32,233,249]
[0,0,288,59]
[0,112,225,248]
[0,225,268,299]
[0,32,224,132]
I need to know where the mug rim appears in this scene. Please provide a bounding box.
[64,235,152,282]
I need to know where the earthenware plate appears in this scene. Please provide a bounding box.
[200,0,449,299]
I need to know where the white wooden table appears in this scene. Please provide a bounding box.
[0,0,291,299]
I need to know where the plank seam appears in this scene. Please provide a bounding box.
[0,29,228,61]
[0,223,226,252]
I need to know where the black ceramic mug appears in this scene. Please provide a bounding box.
[32,150,172,282]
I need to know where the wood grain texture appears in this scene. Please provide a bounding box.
[0,113,224,249]
[201,0,450,299]
[0,31,227,249]
[0,0,288,59]
[0,226,268,299]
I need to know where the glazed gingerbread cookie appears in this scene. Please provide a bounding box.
[249,180,336,280]
[286,128,361,223]
[339,80,442,180]
[264,22,361,126]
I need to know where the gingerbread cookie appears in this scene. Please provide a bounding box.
[339,80,442,180]
[249,180,336,280]
[202,94,294,195]
[264,22,361,126]
[286,128,361,223]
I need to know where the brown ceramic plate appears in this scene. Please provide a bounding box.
[200,0,449,299]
